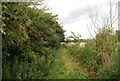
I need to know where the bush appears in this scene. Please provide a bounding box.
[2,2,65,79]
[2,48,56,79]
[68,29,118,79]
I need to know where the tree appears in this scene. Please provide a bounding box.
[67,32,81,43]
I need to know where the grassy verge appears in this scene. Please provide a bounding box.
[68,34,118,79]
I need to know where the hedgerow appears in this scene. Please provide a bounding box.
[2,2,65,79]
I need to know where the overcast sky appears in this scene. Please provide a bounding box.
[43,0,119,39]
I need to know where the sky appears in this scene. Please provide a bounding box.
[42,0,120,39]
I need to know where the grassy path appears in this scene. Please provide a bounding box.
[46,47,88,79]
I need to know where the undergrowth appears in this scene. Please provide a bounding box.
[2,48,56,79]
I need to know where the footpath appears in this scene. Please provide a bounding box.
[46,47,88,79]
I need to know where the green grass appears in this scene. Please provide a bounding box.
[46,47,87,79]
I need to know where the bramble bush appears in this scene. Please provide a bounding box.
[2,2,65,79]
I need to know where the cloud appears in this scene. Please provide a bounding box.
[46,0,119,39]
[61,6,97,25]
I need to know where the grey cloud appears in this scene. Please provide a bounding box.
[62,6,97,25]
[61,1,118,25]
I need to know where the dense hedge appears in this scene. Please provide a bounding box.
[2,2,65,79]
[2,2,65,58]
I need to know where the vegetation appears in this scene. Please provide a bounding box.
[66,32,81,43]
[1,1,119,80]
[67,3,119,79]
[2,2,65,79]
[68,30,118,79]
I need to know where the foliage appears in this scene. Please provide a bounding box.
[3,57,46,79]
[68,27,118,79]
[66,32,81,43]
[116,30,120,42]
[2,1,119,80]
[67,2,118,79]
[94,26,118,79]
[2,2,65,79]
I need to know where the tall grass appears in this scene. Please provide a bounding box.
[94,27,118,79]
[68,2,119,79]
